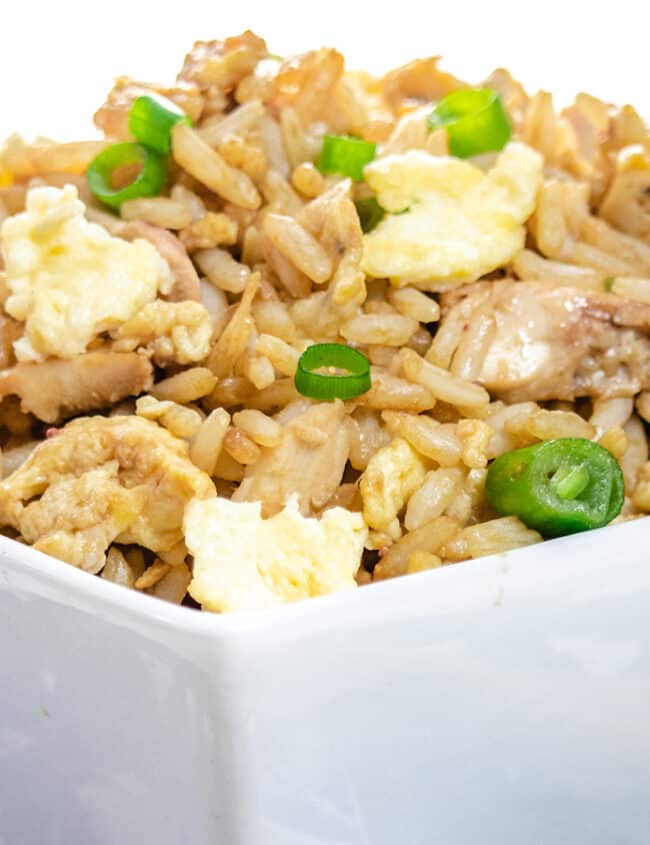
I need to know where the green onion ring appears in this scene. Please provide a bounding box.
[87,142,167,210]
[354,197,385,233]
[427,88,511,159]
[128,94,191,155]
[295,343,371,400]
[317,134,376,181]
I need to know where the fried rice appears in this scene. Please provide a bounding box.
[0,31,648,612]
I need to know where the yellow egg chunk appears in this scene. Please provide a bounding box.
[361,142,543,289]
[185,496,368,613]
[1,184,173,362]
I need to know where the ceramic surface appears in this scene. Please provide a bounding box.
[1,520,650,844]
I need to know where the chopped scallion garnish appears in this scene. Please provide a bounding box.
[87,142,167,210]
[294,343,371,400]
[128,94,192,155]
[427,88,511,158]
[317,134,376,181]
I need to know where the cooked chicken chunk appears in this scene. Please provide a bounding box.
[0,415,215,571]
[0,351,153,423]
[121,221,201,302]
[232,400,350,516]
[435,281,650,402]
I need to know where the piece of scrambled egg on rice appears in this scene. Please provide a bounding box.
[185,496,367,613]
[361,142,543,289]
[1,184,174,361]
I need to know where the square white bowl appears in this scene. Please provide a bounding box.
[1,519,650,845]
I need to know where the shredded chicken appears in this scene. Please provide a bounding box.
[232,400,350,516]
[0,350,153,423]
[436,281,650,402]
[0,415,215,571]
[121,220,201,302]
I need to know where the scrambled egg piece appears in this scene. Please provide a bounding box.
[0,415,214,572]
[361,142,543,289]
[360,437,427,531]
[1,185,173,361]
[113,299,212,365]
[185,496,367,613]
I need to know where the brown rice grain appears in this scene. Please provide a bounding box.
[189,407,230,474]
[195,247,251,294]
[263,213,333,284]
[356,368,436,413]
[135,560,172,591]
[611,277,650,304]
[204,375,255,409]
[461,517,542,559]
[620,415,649,491]
[252,299,297,342]
[636,391,650,423]
[406,551,443,574]
[341,313,418,346]
[381,411,463,466]
[255,333,300,376]
[198,99,265,146]
[232,409,282,447]
[387,287,440,323]
[590,397,634,433]
[291,162,325,197]
[247,377,301,411]
[598,426,628,460]
[120,197,192,229]
[151,367,217,403]
[213,449,245,482]
[404,467,465,531]
[526,409,595,441]
[374,516,460,581]
[401,348,490,413]
[172,122,261,209]
[170,183,207,221]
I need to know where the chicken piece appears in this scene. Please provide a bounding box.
[436,280,650,402]
[0,350,153,423]
[0,415,215,571]
[121,221,201,302]
[232,400,350,516]
[381,57,466,112]
[94,76,204,141]
[178,31,267,93]
[599,146,650,243]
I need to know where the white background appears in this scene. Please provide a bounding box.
[1,0,648,141]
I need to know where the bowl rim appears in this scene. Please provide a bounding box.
[1,516,648,638]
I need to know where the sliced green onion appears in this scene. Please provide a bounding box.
[128,94,191,155]
[317,135,376,181]
[87,142,167,210]
[485,438,624,537]
[603,276,615,291]
[295,343,371,400]
[550,463,591,500]
[427,88,511,159]
[355,197,385,233]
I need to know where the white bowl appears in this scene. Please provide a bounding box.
[2,519,650,845]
